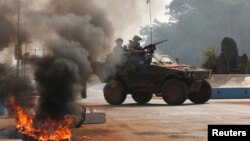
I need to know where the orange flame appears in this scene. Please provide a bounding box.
[8,96,75,141]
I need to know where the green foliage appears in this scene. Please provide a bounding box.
[202,47,217,71]
[238,63,247,74]
[141,0,250,66]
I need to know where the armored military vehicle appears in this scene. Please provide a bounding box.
[97,41,212,105]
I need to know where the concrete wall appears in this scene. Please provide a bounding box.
[209,74,250,99]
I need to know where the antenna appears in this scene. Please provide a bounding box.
[147,0,153,44]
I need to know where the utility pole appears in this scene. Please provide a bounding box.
[41,48,46,56]
[22,45,27,77]
[15,0,22,79]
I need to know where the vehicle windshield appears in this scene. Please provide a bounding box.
[151,54,177,64]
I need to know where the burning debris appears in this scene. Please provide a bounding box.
[0,63,32,115]
[0,0,114,140]
[34,54,86,128]
[9,96,74,141]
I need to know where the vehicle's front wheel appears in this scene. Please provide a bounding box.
[188,80,212,104]
[132,93,153,104]
[103,80,127,105]
[161,79,188,105]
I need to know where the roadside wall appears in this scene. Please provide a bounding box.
[209,74,250,99]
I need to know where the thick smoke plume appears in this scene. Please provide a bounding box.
[0,64,31,111]
[35,56,81,119]
[0,15,15,50]
[33,0,114,119]
[0,0,115,120]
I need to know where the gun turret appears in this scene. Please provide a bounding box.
[152,39,168,46]
[143,39,168,53]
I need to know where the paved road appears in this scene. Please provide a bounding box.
[72,85,250,141]
[0,84,249,141]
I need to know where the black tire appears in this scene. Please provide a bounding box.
[132,93,153,104]
[188,80,212,104]
[103,80,127,105]
[161,79,188,105]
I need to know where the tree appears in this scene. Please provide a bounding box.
[202,47,217,72]
[141,0,250,66]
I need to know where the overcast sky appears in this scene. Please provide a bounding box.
[95,0,172,43]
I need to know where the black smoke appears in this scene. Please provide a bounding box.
[0,0,116,122]
[35,56,80,119]
[0,64,31,111]
[30,0,115,121]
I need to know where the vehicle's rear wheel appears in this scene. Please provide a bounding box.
[161,79,188,105]
[188,80,212,104]
[132,93,153,104]
[103,80,127,105]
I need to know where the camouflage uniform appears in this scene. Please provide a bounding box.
[129,35,144,53]
[129,35,147,72]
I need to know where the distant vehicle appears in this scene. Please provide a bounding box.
[96,41,212,105]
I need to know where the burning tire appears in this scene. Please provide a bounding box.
[132,93,153,104]
[104,80,127,105]
[188,80,212,104]
[161,79,188,105]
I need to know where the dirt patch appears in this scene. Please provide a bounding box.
[169,134,201,140]
[214,101,250,106]
[134,131,167,136]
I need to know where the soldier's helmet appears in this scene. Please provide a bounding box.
[133,35,142,41]
[115,38,123,43]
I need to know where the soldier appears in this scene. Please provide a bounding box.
[110,38,129,73]
[129,35,147,72]
[129,35,144,53]
[104,38,123,73]
[113,38,125,54]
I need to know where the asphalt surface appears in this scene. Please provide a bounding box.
[71,85,250,141]
[0,84,250,141]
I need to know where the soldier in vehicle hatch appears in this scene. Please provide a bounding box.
[129,35,147,72]
[113,38,125,54]
[129,35,144,53]
[109,38,129,73]
[104,38,124,74]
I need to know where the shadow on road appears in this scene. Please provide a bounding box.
[86,103,209,108]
